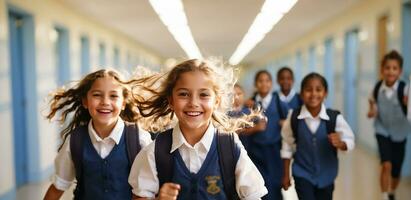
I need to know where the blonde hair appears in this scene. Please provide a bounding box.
[132,58,258,133]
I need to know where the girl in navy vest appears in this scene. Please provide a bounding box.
[281,73,355,200]
[276,66,302,111]
[228,84,252,150]
[43,69,152,200]
[128,59,267,200]
[245,70,288,200]
[367,50,410,200]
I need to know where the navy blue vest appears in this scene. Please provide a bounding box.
[250,95,287,144]
[284,93,302,111]
[171,134,227,200]
[292,120,338,188]
[77,130,132,199]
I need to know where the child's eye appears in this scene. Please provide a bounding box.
[178,92,189,97]
[92,93,101,97]
[200,93,210,97]
[110,94,119,98]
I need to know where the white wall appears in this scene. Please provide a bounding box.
[0,0,163,197]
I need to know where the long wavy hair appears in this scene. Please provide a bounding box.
[132,59,258,133]
[47,69,141,148]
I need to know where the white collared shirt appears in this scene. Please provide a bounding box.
[52,118,152,191]
[128,123,268,200]
[255,92,273,110]
[281,104,355,159]
[278,89,296,103]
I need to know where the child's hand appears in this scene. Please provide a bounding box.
[158,183,180,200]
[367,110,376,118]
[244,99,255,108]
[254,120,267,132]
[281,175,291,190]
[279,120,285,127]
[367,99,377,118]
[328,133,347,150]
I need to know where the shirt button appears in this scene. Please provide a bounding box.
[104,189,109,193]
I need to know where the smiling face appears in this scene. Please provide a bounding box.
[169,71,219,133]
[255,72,272,97]
[82,76,125,130]
[278,70,294,94]
[382,59,402,87]
[301,78,327,111]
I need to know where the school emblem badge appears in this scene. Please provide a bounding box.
[205,176,221,195]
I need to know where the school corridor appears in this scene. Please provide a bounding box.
[1,0,411,199]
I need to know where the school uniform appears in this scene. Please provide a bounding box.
[128,123,267,200]
[52,118,152,198]
[247,92,288,200]
[281,104,355,200]
[372,80,411,178]
[228,106,252,150]
[278,89,302,111]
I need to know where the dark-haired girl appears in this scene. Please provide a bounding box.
[281,73,355,200]
[246,70,288,200]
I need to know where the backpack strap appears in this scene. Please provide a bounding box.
[290,106,302,141]
[397,80,407,115]
[325,109,341,134]
[273,92,286,119]
[373,80,383,102]
[69,125,87,198]
[217,131,240,200]
[124,122,141,167]
[325,109,340,154]
[154,129,174,188]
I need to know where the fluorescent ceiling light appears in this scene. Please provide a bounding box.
[229,0,298,65]
[149,0,202,59]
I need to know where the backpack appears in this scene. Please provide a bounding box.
[70,121,141,196]
[154,129,240,200]
[251,91,287,119]
[372,80,407,115]
[290,107,340,146]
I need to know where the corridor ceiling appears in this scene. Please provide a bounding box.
[60,0,361,65]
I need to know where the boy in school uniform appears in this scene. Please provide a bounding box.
[367,50,410,200]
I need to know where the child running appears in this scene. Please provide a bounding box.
[128,59,268,200]
[43,69,152,200]
[281,72,355,200]
[367,50,410,200]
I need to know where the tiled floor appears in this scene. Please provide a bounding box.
[16,147,411,200]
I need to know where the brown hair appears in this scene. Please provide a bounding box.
[47,69,141,145]
[381,50,403,69]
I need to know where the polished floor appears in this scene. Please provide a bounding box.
[16,147,411,200]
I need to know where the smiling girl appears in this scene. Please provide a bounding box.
[128,59,267,200]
